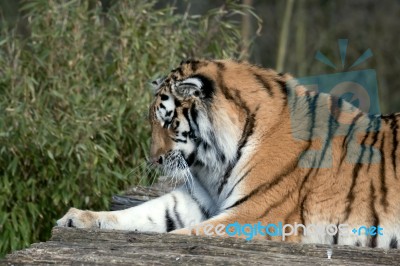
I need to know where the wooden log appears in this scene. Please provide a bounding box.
[110,180,176,210]
[4,226,400,265]
[4,183,400,265]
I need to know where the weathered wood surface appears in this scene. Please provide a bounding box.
[4,183,400,265]
[4,227,400,265]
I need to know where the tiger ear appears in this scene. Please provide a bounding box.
[150,76,166,94]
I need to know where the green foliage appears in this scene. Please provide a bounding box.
[0,0,252,256]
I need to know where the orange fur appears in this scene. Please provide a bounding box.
[151,59,400,247]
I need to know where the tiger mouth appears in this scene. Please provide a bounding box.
[162,151,190,172]
[155,151,195,189]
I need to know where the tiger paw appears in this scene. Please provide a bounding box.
[56,207,101,229]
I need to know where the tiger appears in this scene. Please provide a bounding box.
[57,59,400,249]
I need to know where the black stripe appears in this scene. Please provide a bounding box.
[171,108,178,121]
[343,126,375,221]
[369,180,379,248]
[193,159,205,167]
[253,72,273,96]
[165,209,176,232]
[390,237,398,249]
[298,168,316,225]
[172,66,184,76]
[287,91,319,209]
[379,136,388,211]
[190,194,210,219]
[275,78,288,99]
[225,159,298,210]
[237,105,257,152]
[225,166,254,200]
[163,120,171,129]
[160,94,169,101]
[186,151,196,166]
[159,103,166,109]
[182,107,194,137]
[208,131,225,163]
[218,109,256,194]
[297,147,318,222]
[299,194,309,226]
[220,153,226,162]
[189,60,201,72]
[329,96,342,122]
[173,120,181,130]
[190,104,200,132]
[291,95,320,223]
[172,195,184,228]
[343,164,363,221]
[178,67,184,76]
[217,89,257,194]
[367,119,381,172]
[190,74,215,99]
[338,113,365,169]
[174,98,181,107]
[315,96,340,169]
[202,141,209,151]
[299,91,318,160]
[213,68,258,194]
[219,163,234,193]
[389,114,398,178]
[182,108,190,124]
[333,223,339,245]
[172,138,187,143]
[171,74,178,81]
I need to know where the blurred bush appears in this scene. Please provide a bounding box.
[0,0,253,256]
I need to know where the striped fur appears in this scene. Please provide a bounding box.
[57,59,400,249]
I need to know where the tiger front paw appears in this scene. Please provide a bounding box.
[56,207,101,229]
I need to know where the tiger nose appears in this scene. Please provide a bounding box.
[151,155,164,165]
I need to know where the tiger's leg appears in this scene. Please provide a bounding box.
[56,184,213,232]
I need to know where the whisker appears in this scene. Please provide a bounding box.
[150,150,195,193]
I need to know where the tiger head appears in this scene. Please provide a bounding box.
[148,59,288,180]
